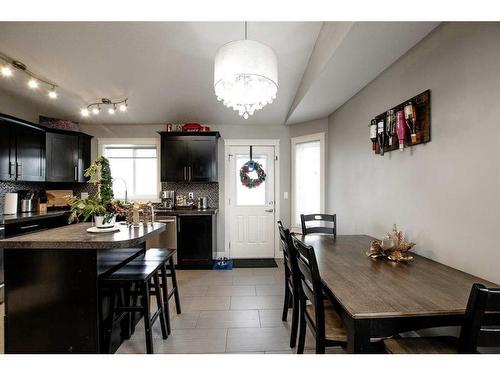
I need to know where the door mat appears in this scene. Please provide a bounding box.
[232,258,278,268]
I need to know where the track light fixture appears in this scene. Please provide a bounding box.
[81,98,128,117]
[0,52,59,100]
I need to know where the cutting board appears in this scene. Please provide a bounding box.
[46,190,73,207]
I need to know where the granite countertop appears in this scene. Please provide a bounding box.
[0,222,166,249]
[1,209,70,224]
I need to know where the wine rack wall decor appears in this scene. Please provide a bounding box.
[369,90,431,155]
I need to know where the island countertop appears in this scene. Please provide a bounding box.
[0,222,165,249]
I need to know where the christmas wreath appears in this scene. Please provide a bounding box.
[240,160,266,189]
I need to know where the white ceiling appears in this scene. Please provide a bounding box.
[0,22,439,126]
[286,22,440,124]
[0,22,321,125]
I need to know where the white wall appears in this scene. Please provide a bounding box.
[327,22,500,284]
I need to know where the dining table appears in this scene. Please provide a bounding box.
[295,234,498,353]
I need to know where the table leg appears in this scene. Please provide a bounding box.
[345,317,371,353]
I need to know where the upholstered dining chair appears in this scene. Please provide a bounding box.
[383,283,500,354]
[277,221,301,348]
[292,236,347,354]
[300,213,336,237]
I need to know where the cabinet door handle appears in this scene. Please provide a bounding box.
[265,209,274,213]
[183,166,187,181]
[9,162,14,177]
[188,166,192,181]
[74,166,78,181]
[16,163,22,178]
[19,224,40,231]
[177,217,181,232]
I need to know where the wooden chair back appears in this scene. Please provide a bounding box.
[277,221,299,292]
[292,236,325,338]
[458,283,500,353]
[300,213,336,236]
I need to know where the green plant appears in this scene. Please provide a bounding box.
[67,156,126,224]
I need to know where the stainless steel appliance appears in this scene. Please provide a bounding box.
[159,190,175,209]
[197,196,208,209]
[19,199,37,213]
[147,210,177,264]
[0,224,5,303]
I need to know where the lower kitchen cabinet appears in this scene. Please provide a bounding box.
[176,214,216,269]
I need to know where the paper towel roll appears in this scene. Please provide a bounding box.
[4,192,18,215]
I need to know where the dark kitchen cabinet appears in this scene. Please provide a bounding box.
[78,134,92,182]
[46,132,79,182]
[159,132,219,182]
[0,114,45,182]
[176,214,216,268]
[45,130,92,183]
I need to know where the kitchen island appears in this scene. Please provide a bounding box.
[0,222,165,354]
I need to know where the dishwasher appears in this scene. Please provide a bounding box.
[146,213,177,264]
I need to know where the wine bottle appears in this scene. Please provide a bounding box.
[385,109,396,146]
[396,109,407,151]
[369,119,377,152]
[404,101,417,143]
[377,119,385,156]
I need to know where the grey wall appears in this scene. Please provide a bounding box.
[0,90,44,123]
[327,22,500,284]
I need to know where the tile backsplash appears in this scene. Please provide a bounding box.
[0,181,93,214]
[161,182,219,208]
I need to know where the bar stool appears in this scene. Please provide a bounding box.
[132,248,182,325]
[100,259,168,354]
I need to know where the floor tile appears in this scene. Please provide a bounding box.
[176,282,209,297]
[226,327,292,352]
[206,285,256,297]
[197,310,260,329]
[119,328,228,354]
[230,295,283,310]
[255,283,285,296]
[182,296,231,311]
[233,275,280,285]
[258,309,290,328]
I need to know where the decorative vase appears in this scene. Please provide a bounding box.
[94,215,116,228]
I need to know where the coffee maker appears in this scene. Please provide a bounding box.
[159,190,175,209]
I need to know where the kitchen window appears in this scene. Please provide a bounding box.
[291,133,325,229]
[99,138,160,201]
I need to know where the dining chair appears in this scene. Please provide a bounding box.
[383,283,500,354]
[277,220,300,348]
[292,236,347,354]
[300,213,336,237]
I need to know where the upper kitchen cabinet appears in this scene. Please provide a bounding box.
[159,132,220,182]
[0,113,45,182]
[46,129,93,183]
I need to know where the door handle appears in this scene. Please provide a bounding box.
[188,166,192,181]
[183,166,187,181]
[74,166,78,181]
[9,162,14,177]
[265,209,274,213]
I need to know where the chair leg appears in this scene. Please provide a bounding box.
[282,284,290,321]
[142,281,154,354]
[153,273,168,340]
[106,286,118,354]
[120,286,132,340]
[161,265,172,335]
[290,293,299,348]
[130,282,138,336]
[297,302,306,354]
[169,258,182,314]
[316,339,326,354]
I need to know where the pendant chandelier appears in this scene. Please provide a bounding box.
[214,22,278,119]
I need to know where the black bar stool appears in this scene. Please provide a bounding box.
[132,248,182,326]
[100,259,168,354]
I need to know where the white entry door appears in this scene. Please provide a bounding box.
[229,145,275,258]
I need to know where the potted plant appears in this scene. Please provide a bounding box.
[67,156,127,228]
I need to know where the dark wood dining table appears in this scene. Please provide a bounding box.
[295,234,498,353]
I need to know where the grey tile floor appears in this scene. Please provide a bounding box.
[117,264,345,354]
[0,265,343,354]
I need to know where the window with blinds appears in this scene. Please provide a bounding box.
[102,143,159,201]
